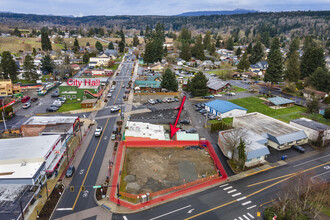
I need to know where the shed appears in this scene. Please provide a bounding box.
[81,99,97,108]
[267,96,295,109]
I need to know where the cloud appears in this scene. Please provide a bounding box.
[0,0,329,16]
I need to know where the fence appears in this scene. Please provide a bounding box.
[133,92,179,96]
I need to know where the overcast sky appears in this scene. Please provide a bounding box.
[0,0,329,16]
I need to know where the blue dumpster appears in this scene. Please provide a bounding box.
[281,155,287,160]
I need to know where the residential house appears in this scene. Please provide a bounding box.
[89,54,111,68]
[207,80,231,94]
[302,88,328,100]
[103,49,118,59]
[205,100,247,119]
[218,128,270,167]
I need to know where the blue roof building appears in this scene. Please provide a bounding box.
[205,100,247,119]
[268,96,295,109]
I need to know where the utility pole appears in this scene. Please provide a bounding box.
[1,99,8,131]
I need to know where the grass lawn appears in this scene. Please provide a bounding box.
[14,80,36,84]
[106,63,119,71]
[57,103,81,112]
[229,97,330,125]
[231,85,247,92]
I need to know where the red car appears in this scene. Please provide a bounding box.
[174,106,184,110]
[21,96,30,103]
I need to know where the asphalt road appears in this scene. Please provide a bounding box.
[52,61,134,219]
[113,150,330,220]
[259,86,306,106]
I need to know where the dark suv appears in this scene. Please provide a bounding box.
[66,166,75,177]
[291,145,305,153]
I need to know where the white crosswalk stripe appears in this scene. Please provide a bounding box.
[227,189,237,194]
[243,214,250,220]
[223,186,233,190]
[242,201,252,206]
[236,196,246,201]
[232,192,242,197]
[247,213,254,219]
[247,205,257,210]
[219,183,229,187]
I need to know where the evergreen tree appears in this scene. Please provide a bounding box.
[306,97,319,113]
[119,28,126,52]
[145,25,151,39]
[161,68,178,92]
[140,30,144,36]
[203,31,211,49]
[13,27,21,37]
[247,42,253,54]
[180,42,191,61]
[187,72,208,96]
[32,48,37,57]
[108,42,114,49]
[83,53,89,64]
[73,37,79,53]
[87,28,95,37]
[191,35,205,60]
[287,37,300,57]
[163,46,168,57]
[133,35,139,47]
[143,39,154,64]
[41,31,52,51]
[226,37,234,50]
[143,23,165,63]
[237,139,246,168]
[300,46,325,79]
[86,42,90,46]
[215,36,221,48]
[285,50,300,82]
[208,43,216,55]
[64,55,70,65]
[261,32,270,48]
[0,51,18,81]
[236,47,242,57]
[179,27,191,42]
[23,55,37,81]
[310,67,330,92]
[95,41,103,52]
[249,41,263,64]
[41,55,54,74]
[237,52,250,71]
[264,37,283,84]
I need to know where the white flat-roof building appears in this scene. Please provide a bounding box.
[125,121,168,140]
[0,135,63,185]
[233,112,308,150]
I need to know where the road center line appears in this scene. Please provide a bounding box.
[293,154,330,167]
[236,197,247,201]
[149,205,192,220]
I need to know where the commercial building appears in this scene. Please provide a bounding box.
[218,128,270,167]
[0,135,63,185]
[0,79,21,97]
[124,121,169,141]
[290,118,330,145]
[233,112,308,150]
[205,100,247,119]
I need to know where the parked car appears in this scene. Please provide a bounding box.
[66,166,75,177]
[156,99,162,103]
[31,97,38,102]
[186,128,197,133]
[174,105,184,110]
[46,107,58,112]
[174,98,179,102]
[21,96,30,103]
[200,104,205,108]
[292,145,305,153]
[51,92,59,98]
[209,115,217,120]
[56,98,65,104]
[204,95,214,99]
[210,73,216,76]
[122,84,125,88]
[148,99,156,104]
[53,101,62,107]
[111,106,120,112]
[94,126,103,137]
[107,93,112,98]
[22,102,31,109]
[180,119,190,124]
[111,134,116,140]
[57,97,66,102]
[195,107,201,111]
[199,109,207,113]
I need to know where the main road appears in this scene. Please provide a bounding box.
[113,150,330,220]
[52,60,134,219]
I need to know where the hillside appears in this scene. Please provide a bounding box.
[176,9,258,16]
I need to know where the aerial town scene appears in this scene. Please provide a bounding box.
[0,0,329,220]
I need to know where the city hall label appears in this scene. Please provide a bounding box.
[67,79,100,87]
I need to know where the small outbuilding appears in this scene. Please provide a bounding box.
[267,96,295,109]
[81,99,97,108]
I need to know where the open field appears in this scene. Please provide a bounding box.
[120,147,217,194]
[229,97,330,125]
[57,102,81,112]
[0,37,140,54]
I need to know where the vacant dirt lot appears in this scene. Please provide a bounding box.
[121,147,217,194]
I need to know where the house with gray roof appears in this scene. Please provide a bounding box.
[218,128,270,167]
[290,118,330,145]
[207,80,231,94]
[233,112,308,150]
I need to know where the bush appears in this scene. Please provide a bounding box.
[324,107,330,119]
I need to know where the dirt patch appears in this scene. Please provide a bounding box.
[121,147,217,194]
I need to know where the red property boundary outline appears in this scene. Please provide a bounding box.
[109,140,228,210]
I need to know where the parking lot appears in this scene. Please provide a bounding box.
[265,143,314,163]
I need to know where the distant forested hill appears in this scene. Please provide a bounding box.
[176,9,258,16]
[0,11,329,37]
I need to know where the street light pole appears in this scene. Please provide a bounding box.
[1,99,8,131]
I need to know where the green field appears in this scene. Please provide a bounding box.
[105,63,119,71]
[229,97,330,125]
[57,103,81,112]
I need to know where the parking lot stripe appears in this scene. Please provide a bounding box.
[232,192,242,197]
[227,189,237,194]
[223,186,233,190]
